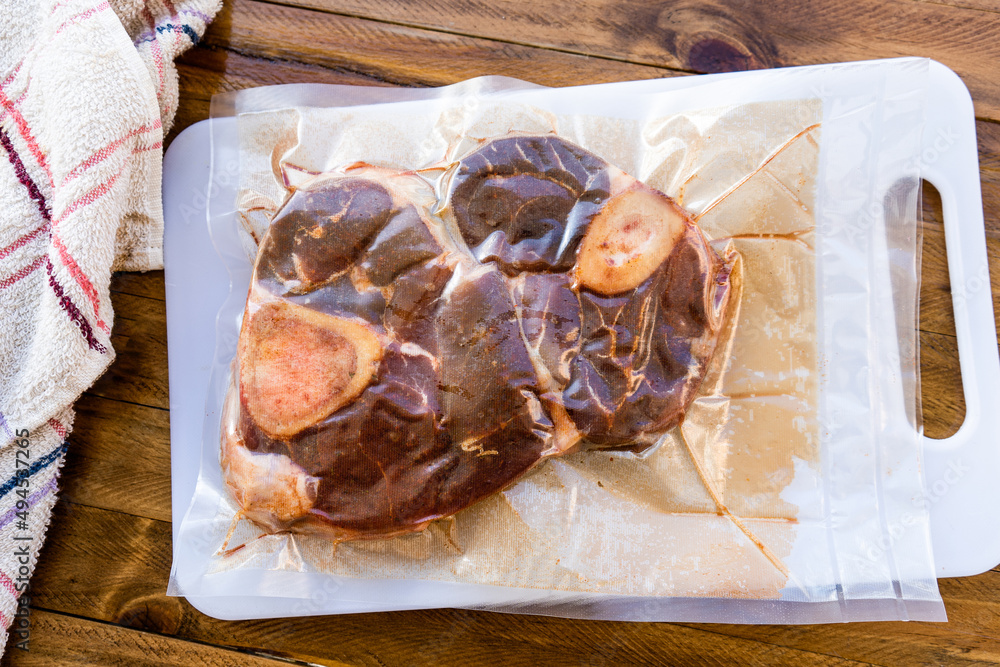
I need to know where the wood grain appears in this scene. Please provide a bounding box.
[919,207,1000,340]
[200,0,676,88]
[921,329,967,439]
[61,393,171,523]
[0,610,298,667]
[911,0,1000,14]
[110,271,165,302]
[264,0,1000,118]
[89,292,168,411]
[979,121,1000,172]
[176,47,391,99]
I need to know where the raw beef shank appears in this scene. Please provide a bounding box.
[222,136,735,541]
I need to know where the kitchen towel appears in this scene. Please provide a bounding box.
[0,0,219,652]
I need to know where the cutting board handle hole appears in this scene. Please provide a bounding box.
[917,179,967,440]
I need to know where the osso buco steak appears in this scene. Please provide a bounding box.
[221,134,735,540]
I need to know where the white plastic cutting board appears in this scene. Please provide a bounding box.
[164,60,1000,619]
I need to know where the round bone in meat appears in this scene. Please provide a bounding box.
[238,300,382,439]
[576,181,689,295]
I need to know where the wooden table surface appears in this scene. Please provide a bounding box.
[5,0,1000,664]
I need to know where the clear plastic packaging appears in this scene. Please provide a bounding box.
[169,58,946,623]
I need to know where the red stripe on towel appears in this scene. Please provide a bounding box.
[54,163,125,227]
[62,119,161,185]
[0,126,51,223]
[0,572,16,598]
[45,259,108,353]
[52,237,109,333]
[55,1,110,35]
[47,419,67,439]
[2,126,110,333]
[0,256,45,289]
[0,222,49,262]
[0,89,53,189]
[141,7,167,95]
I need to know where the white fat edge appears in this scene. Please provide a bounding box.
[349,262,394,308]
[607,164,636,198]
[521,388,547,425]
[505,274,586,457]
[224,434,321,521]
[505,273,562,397]
[219,388,320,521]
[245,282,285,317]
[438,258,492,305]
[398,341,440,372]
[429,159,480,262]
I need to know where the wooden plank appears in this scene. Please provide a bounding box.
[911,0,1000,14]
[27,501,879,667]
[61,393,171,523]
[0,609,299,667]
[110,271,165,302]
[266,0,1000,120]
[89,292,168,411]
[176,47,392,98]
[974,122,1000,241]
[201,0,676,88]
[979,120,1000,172]
[921,329,967,439]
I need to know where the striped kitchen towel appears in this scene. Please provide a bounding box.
[0,0,219,652]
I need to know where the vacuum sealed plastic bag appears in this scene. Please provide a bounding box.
[169,58,946,623]
[228,131,736,541]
